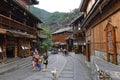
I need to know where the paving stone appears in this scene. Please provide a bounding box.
[60,73,73,78]
[61,71,73,74]
[58,77,73,80]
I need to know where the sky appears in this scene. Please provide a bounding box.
[34,0,81,13]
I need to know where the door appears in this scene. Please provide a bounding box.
[86,41,91,62]
[6,40,14,58]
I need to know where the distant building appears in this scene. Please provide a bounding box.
[0,0,42,62]
[69,13,86,54]
[52,27,73,50]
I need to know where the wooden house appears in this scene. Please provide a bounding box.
[80,0,120,64]
[0,0,42,62]
[52,27,73,51]
[69,13,86,54]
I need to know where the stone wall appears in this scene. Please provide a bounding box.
[90,50,120,80]
[93,50,120,65]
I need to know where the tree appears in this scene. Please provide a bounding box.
[37,28,53,53]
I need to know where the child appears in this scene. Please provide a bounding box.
[38,57,42,71]
[33,57,38,70]
[42,52,48,71]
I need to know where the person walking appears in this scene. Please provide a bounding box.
[64,48,68,56]
[42,52,48,71]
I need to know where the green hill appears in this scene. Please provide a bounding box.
[30,6,52,21]
[30,6,80,31]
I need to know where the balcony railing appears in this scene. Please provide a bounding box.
[0,14,37,35]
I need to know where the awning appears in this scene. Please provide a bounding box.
[54,42,60,45]
[69,13,84,26]
[54,42,66,45]
[38,34,47,39]
[7,30,36,39]
[60,42,66,45]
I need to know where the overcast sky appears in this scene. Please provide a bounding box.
[34,0,81,13]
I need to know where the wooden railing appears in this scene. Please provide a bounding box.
[0,14,37,35]
[78,37,85,41]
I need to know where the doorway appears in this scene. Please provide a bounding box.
[86,41,91,62]
[6,41,14,58]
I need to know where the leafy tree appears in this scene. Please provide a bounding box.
[37,29,53,53]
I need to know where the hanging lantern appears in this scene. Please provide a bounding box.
[18,39,22,44]
[4,39,8,45]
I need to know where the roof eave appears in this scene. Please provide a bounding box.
[79,0,89,12]
[13,0,42,23]
[27,0,39,5]
[69,13,84,26]
[81,0,111,30]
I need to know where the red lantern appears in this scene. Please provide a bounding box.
[18,39,22,44]
[4,39,8,45]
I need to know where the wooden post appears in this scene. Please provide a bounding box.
[112,29,117,64]
[2,44,7,61]
[28,40,31,56]
[105,31,110,62]
[86,41,90,62]
[14,42,18,58]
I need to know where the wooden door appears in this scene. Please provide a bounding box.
[105,22,117,64]
[86,41,91,62]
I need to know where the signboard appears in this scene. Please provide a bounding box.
[107,31,113,51]
[105,22,117,64]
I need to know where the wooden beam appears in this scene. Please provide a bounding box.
[90,0,120,28]
[0,28,7,34]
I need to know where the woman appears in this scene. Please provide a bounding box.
[33,52,39,71]
[42,52,48,71]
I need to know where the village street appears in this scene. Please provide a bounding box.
[0,0,120,80]
[0,53,92,80]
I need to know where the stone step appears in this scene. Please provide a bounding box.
[0,57,32,74]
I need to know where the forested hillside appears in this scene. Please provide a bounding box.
[30,6,52,21]
[30,6,81,32]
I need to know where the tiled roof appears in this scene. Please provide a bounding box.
[52,27,72,35]
[38,34,47,39]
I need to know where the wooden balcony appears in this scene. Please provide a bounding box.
[78,37,85,42]
[0,14,37,36]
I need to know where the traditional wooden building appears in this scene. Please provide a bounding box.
[69,13,86,54]
[0,0,42,62]
[80,0,120,64]
[52,27,73,50]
